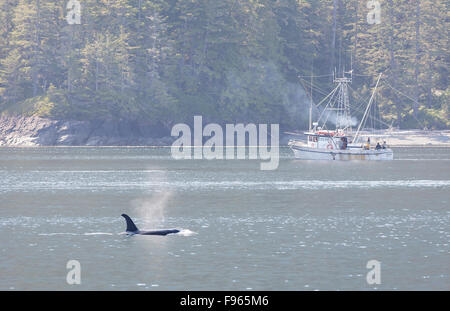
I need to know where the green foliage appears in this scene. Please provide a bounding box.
[0,0,447,129]
[4,84,69,118]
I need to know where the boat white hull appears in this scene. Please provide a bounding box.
[291,145,394,161]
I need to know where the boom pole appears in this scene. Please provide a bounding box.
[354,73,382,143]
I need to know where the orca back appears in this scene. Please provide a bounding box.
[140,229,180,236]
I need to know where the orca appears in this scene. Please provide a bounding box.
[121,214,180,236]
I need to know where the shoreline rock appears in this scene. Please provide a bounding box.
[0,115,175,146]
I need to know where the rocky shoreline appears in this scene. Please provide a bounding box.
[0,115,174,146]
[0,115,449,147]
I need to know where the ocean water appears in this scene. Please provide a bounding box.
[0,147,449,290]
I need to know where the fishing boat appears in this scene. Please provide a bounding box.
[288,71,394,160]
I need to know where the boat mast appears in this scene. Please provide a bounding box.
[309,61,313,131]
[332,68,352,132]
[354,73,382,143]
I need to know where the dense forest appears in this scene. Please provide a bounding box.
[0,0,448,131]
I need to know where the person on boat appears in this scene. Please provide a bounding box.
[364,138,370,150]
[340,137,348,150]
[382,141,387,149]
[376,142,382,150]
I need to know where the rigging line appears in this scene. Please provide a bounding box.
[357,102,376,141]
[298,80,336,122]
[308,86,331,98]
[383,82,426,128]
[352,84,407,129]
[316,102,330,125]
[348,85,393,128]
[353,97,370,113]
[384,76,428,94]
[383,77,414,91]
[298,79,315,111]
[297,79,324,118]
[384,81,421,104]
[315,85,340,109]
[298,83,326,115]
[348,85,377,112]
[298,76,333,90]
[348,85,372,103]
[299,78,336,97]
[321,104,334,129]
[353,100,391,127]
[298,74,333,78]
[354,73,382,143]
[351,89,370,108]
[300,84,332,99]
[352,73,377,77]
[298,77,331,94]
[316,87,340,125]
[305,78,337,92]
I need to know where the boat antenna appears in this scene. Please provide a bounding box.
[351,52,353,75]
[350,52,353,80]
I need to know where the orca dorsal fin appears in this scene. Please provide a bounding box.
[121,214,139,232]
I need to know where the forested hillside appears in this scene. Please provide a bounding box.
[0,0,448,130]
